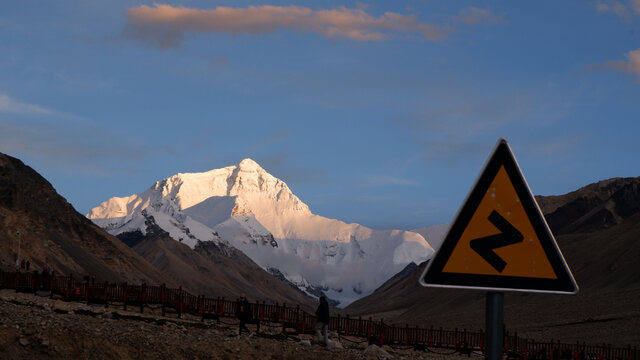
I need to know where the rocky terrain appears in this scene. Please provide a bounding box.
[0,289,475,360]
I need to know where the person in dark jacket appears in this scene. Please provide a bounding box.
[315,296,329,346]
[236,294,252,335]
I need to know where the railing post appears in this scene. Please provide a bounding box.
[49,274,54,298]
[505,331,509,354]
[85,281,89,304]
[66,274,72,300]
[380,318,384,345]
[281,303,286,333]
[430,325,434,347]
[406,324,409,345]
[199,295,205,322]
[219,297,224,322]
[346,315,350,336]
[140,283,146,314]
[103,281,108,308]
[178,286,183,319]
[161,284,165,316]
[123,283,128,311]
[368,317,372,341]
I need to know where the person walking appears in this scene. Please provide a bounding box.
[236,294,252,335]
[315,296,329,346]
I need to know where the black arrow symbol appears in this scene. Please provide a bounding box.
[469,210,524,272]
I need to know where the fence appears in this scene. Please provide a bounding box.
[0,270,637,360]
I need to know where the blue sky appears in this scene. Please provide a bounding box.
[1,1,639,230]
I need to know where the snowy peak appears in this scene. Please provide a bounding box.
[88,158,310,220]
[87,159,436,306]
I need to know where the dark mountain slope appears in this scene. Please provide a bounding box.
[344,177,640,346]
[536,177,640,235]
[0,152,171,285]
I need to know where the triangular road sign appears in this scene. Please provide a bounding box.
[420,139,578,294]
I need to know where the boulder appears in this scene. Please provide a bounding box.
[300,339,311,347]
[364,344,392,359]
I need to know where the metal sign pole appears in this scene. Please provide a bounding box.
[485,291,504,360]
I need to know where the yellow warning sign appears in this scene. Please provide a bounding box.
[420,138,578,293]
[442,165,556,279]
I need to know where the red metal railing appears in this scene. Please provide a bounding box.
[0,270,637,360]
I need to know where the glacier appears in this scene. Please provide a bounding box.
[87,158,441,306]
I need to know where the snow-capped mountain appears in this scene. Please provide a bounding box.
[87,158,437,306]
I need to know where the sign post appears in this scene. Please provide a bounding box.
[420,138,578,357]
[485,292,504,360]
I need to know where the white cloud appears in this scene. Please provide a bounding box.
[0,93,53,115]
[0,93,83,121]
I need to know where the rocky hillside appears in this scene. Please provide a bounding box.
[0,152,170,285]
[344,177,640,347]
[535,177,640,235]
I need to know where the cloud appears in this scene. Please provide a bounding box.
[453,6,506,25]
[0,94,53,115]
[595,0,638,20]
[0,93,84,121]
[0,92,168,176]
[613,2,632,20]
[123,4,450,48]
[602,48,640,81]
[596,1,611,12]
[0,120,151,176]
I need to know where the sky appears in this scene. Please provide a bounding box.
[1,1,639,231]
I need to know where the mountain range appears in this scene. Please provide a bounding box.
[344,176,640,346]
[87,158,436,306]
[3,149,638,346]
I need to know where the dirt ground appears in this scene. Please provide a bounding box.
[0,289,479,360]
